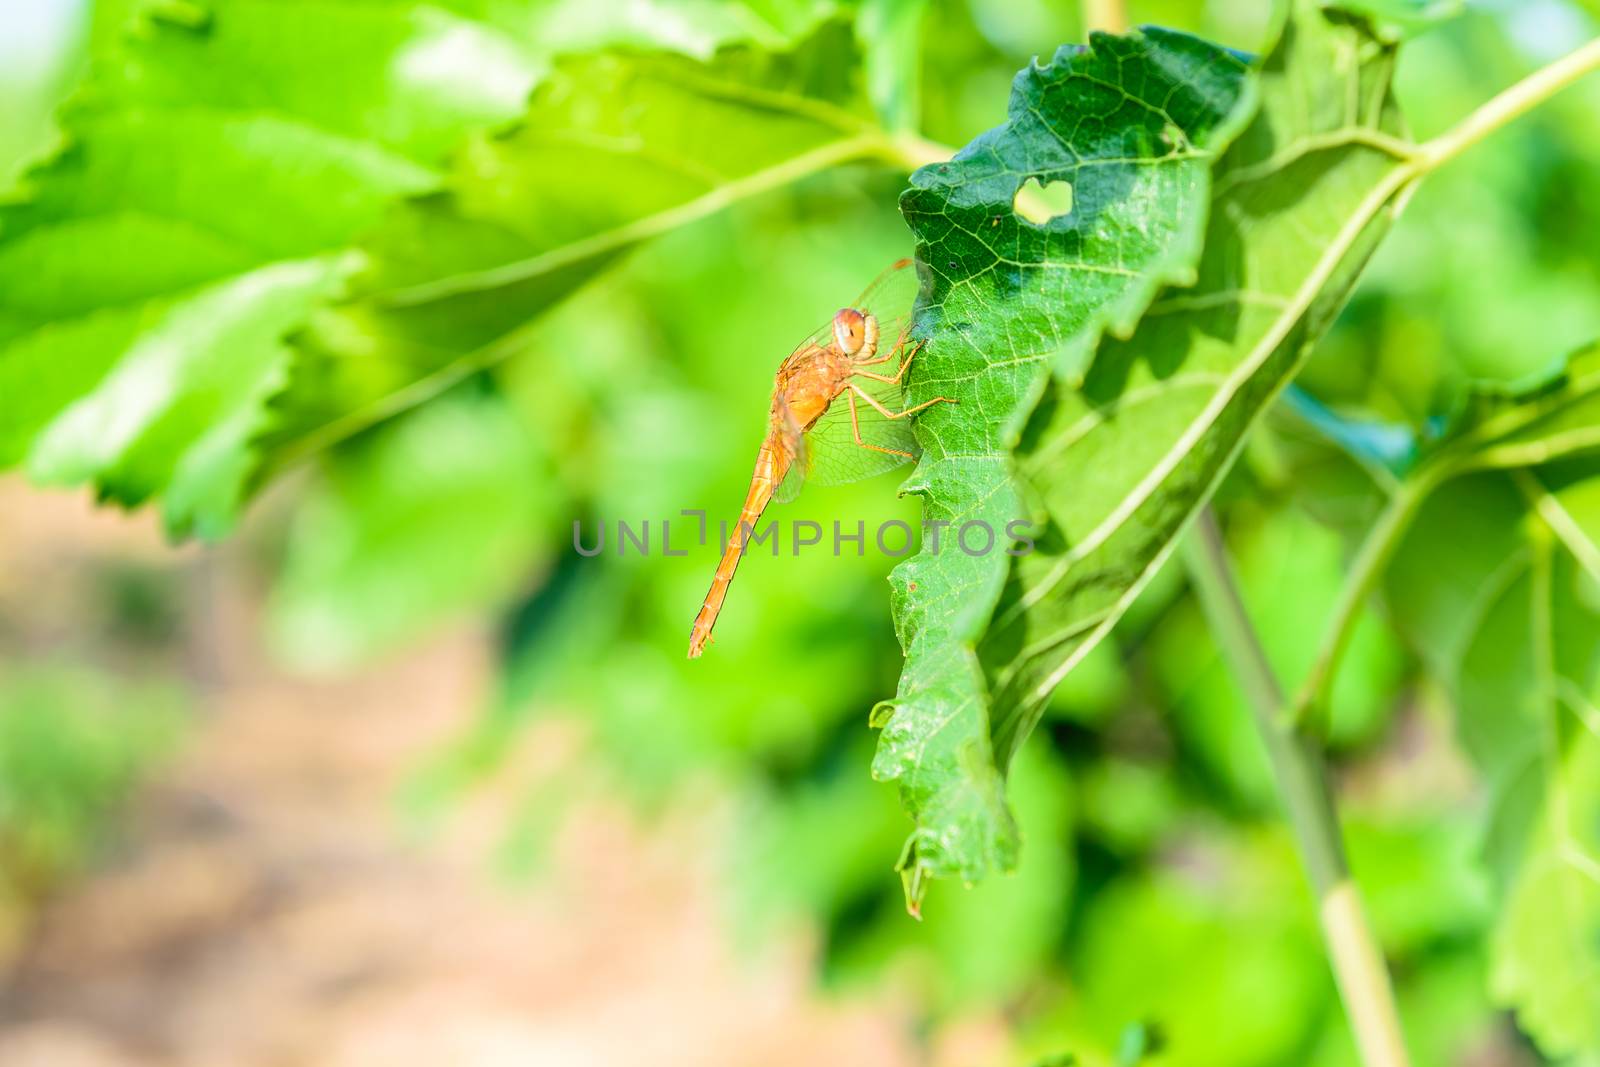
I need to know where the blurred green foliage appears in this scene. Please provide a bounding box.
[0,665,183,942]
[4,1,1600,1064]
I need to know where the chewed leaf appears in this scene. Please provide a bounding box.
[878,24,1260,893]
[981,6,1408,769]
[882,1,1413,900]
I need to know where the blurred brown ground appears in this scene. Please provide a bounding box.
[0,479,957,1067]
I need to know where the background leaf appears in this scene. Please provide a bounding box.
[1389,469,1600,1058]
[0,0,839,537]
[264,18,888,472]
[0,0,550,536]
[1383,342,1600,1058]
[266,383,551,669]
[1492,726,1600,1058]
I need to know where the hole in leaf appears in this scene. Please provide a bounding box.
[1013,176,1073,225]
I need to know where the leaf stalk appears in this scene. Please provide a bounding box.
[1413,36,1600,174]
[1182,508,1411,1067]
[1287,460,1446,727]
[879,132,956,170]
[1083,0,1128,35]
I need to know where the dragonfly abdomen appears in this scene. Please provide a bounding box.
[687,431,794,658]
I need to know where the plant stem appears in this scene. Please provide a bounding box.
[1182,508,1411,1067]
[1083,0,1128,34]
[1415,36,1600,173]
[881,132,956,170]
[1287,466,1440,727]
[1280,35,1600,729]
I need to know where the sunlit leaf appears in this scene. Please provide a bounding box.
[0,0,837,536]
[0,0,549,536]
[881,1,1410,890]
[874,19,1258,891]
[263,18,887,472]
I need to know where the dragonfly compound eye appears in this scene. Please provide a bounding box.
[833,308,867,354]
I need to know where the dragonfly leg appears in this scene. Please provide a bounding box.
[850,381,955,420]
[853,323,911,368]
[848,389,913,459]
[853,339,925,383]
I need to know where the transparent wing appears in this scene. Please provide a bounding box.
[773,258,927,501]
[773,398,808,505]
[773,386,919,502]
[770,256,920,373]
[803,385,920,484]
[850,257,920,357]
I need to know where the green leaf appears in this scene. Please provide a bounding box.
[0,0,546,536]
[986,4,1406,784]
[0,0,837,536]
[1041,836,1328,1067]
[1445,342,1600,473]
[882,2,1410,891]
[1385,360,1600,1057]
[877,21,1257,891]
[1491,726,1600,1058]
[266,384,550,669]
[263,18,887,471]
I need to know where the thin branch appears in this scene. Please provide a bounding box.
[385,135,889,307]
[1288,460,1449,728]
[880,132,956,170]
[1182,509,1411,1067]
[1083,0,1128,35]
[1514,468,1600,584]
[1414,36,1600,174]
[1282,33,1600,731]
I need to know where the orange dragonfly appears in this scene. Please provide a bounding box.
[688,258,955,658]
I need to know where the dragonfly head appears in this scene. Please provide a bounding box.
[832,308,874,357]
